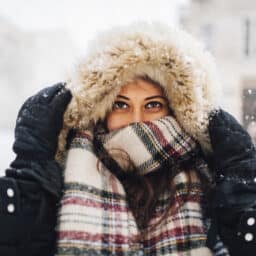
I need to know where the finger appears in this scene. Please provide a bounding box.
[50,87,72,112]
[17,83,67,119]
[38,83,66,103]
[28,83,64,105]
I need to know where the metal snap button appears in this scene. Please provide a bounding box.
[7,204,15,213]
[7,188,14,198]
[244,233,254,242]
[247,217,255,226]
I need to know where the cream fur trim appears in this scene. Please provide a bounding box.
[57,22,221,157]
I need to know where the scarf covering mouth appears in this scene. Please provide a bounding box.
[96,116,201,175]
[56,116,227,255]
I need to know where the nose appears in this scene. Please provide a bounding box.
[130,109,144,123]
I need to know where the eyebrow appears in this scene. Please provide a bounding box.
[116,95,130,100]
[145,95,167,101]
[116,95,168,101]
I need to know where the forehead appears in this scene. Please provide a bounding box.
[118,79,165,97]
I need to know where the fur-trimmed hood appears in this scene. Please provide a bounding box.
[58,22,221,156]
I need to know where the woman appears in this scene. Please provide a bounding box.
[1,22,256,256]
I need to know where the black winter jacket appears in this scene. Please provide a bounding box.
[0,176,58,256]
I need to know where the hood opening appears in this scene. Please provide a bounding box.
[56,22,222,159]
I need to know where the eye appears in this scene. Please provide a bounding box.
[145,101,163,109]
[113,101,129,110]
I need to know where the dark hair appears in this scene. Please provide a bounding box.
[93,75,212,239]
[93,135,211,240]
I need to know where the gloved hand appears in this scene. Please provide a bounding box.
[208,109,256,233]
[209,108,256,183]
[12,83,72,160]
[7,83,72,198]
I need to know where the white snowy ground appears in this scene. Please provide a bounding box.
[0,130,15,176]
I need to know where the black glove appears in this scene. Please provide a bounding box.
[7,83,72,198]
[12,83,72,160]
[209,109,256,184]
[208,109,256,254]
[208,109,256,210]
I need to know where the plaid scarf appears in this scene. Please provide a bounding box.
[56,116,219,255]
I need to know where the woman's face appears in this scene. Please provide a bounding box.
[106,79,170,131]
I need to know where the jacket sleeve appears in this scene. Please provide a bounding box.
[213,162,256,256]
[0,174,59,256]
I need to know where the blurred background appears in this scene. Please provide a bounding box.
[0,0,255,175]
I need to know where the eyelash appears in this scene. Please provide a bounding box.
[145,101,163,109]
[113,101,129,109]
[113,101,163,110]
